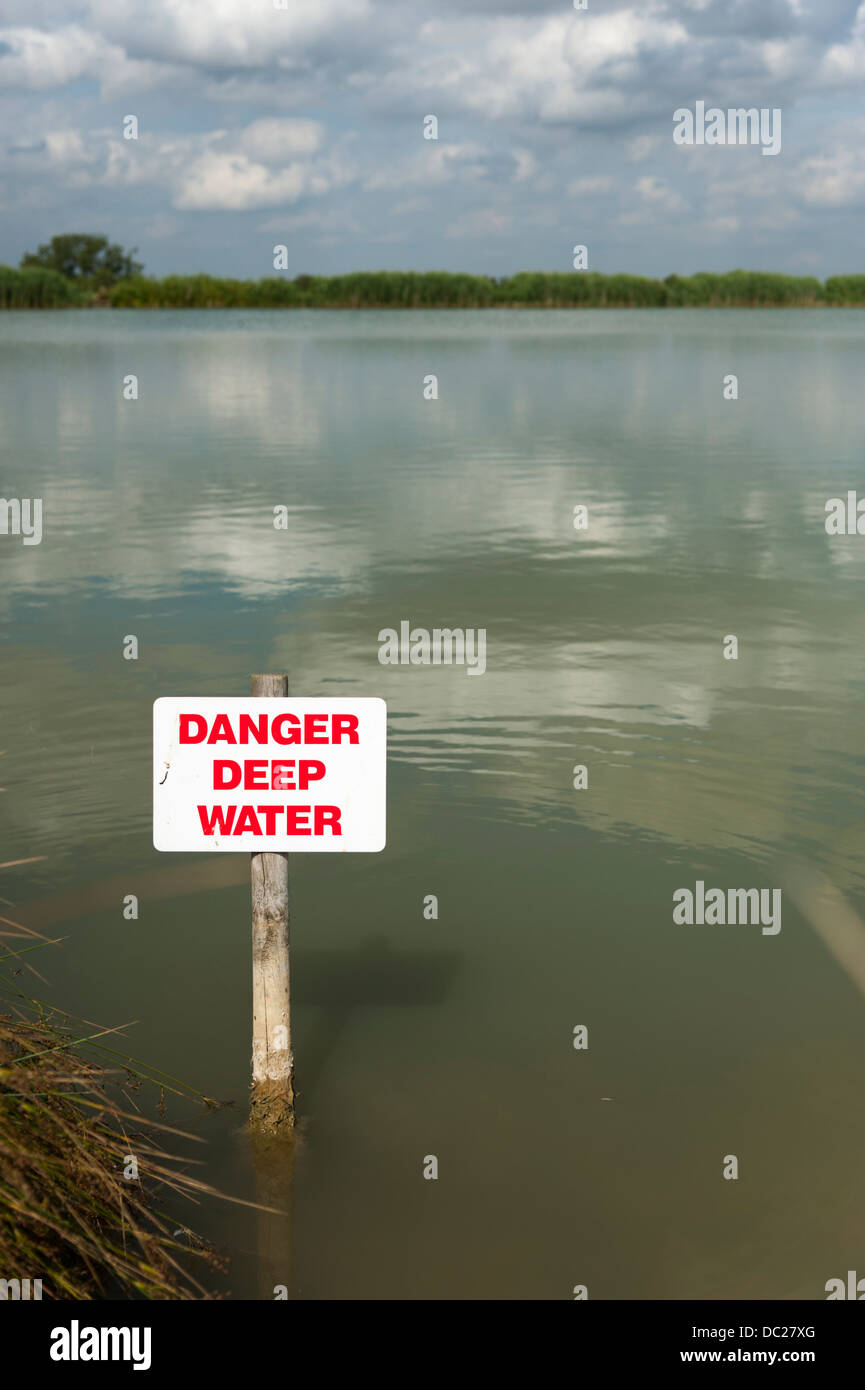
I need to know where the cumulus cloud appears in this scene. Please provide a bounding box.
[0,25,111,88]
[43,129,96,164]
[237,119,324,163]
[362,142,494,192]
[87,0,372,69]
[175,147,345,212]
[95,122,353,211]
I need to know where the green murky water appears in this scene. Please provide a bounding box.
[2,308,865,1298]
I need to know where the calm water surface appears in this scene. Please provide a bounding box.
[1,309,865,1299]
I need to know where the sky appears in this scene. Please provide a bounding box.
[1,0,865,279]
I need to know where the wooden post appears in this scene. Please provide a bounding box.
[249,673,295,1134]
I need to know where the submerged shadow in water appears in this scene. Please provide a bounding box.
[294,934,461,1095]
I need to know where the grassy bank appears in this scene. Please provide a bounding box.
[5,265,865,309]
[0,920,234,1298]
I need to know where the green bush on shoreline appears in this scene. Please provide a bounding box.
[4,264,865,309]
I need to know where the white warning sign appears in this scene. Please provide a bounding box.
[153,698,386,852]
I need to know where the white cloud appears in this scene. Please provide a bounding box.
[798,148,865,208]
[43,129,95,164]
[567,176,615,196]
[626,134,660,161]
[0,23,178,97]
[88,0,371,69]
[363,142,491,192]
[635,175,684,205]
[237,118,324,164]
[445,207,512,238]
[55,119,354,211]
[175,147,348,212]
[618,174,688,224]
[512,148,536,182]
[0,25,112,88]
[816,3,865,86]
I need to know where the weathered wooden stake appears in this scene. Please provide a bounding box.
[249,672,295,1134]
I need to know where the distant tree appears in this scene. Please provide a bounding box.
[19,235,143,288]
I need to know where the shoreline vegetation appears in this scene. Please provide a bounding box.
[0,876,235,1299]
[0,1002,230,1299]
[5,266,865,310]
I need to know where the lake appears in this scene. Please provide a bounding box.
[2,307,864,1299]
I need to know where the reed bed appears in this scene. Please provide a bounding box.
[4,266,865,310]
[0,266,88,309]
[104,269,862,310]
[0,890,237,1299]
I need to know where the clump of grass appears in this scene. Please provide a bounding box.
[0,883,244,1300]
[0,997,234,1299]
